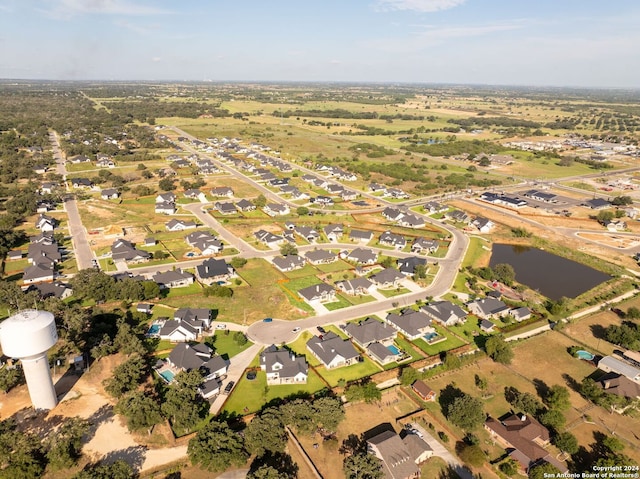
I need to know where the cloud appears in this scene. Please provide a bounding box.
[151,57,162,62]
[372,0,466,13]
[44,0,172,18]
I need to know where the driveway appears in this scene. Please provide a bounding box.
[409,423,473,479]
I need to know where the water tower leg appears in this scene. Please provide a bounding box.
[21,353,58,410]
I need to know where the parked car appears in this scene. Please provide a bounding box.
[224,381,235,393]
[316,326,326,334]
[262,317,273,323]
[215,323,227,330]
[292,327,301,333]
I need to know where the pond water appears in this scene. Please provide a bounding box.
[489,244,610,301]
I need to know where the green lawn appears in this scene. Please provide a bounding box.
[317,358,381,387]
[222,368,327,415]
[207,330,253,359]
[324,295,353,311]
[163,282,204,299]
[283,264,320,279]
[412,325,467,356]
[315,259,353,273]
[285,275,324,291]
[377,287,411,298]
[3,258,30,276]
[341,292,376,306]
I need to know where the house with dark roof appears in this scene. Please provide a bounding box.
[411,380,436,401]
[366,430,423,479]
[382,207,404,222]
[298,283,336,303]
[323,224,343,242]
[305,249,337,265]
[421,301,467,326]
[423,201,447,214]
[155,201,177,215]
[211,186,234,197]
[101,188,120,200]
[336,277,375,296]
[349,229,373,243]
[71,177,94,189]
[111,239,151,263]
[264,203,290,216]
[523,190,558,203]
[511,307,531,322]
[35,214,57,232]
[597,373,640,400]
[184,189,206,201]
[411,238,439,254]
[235,199,256,212]
[185,231,223,255]
[485,413,566,474]
[397,256,428,277]
[158,320,198,342]
[385,309,434,340]
[370,268,404,288]
[306,332,360,369]
[344,317,396,349]
[369,183,387,193]
[260,345,308,385]
[175,308,212,330]
[254,229,285,247]
[385,188,410,199]
[156,192,176,204]
[472,216,495,233]
[272,255,306,272]
[397,214,425,229]
[467,297,510,320]
[26,281,72,299]
[480,319,496,333]
[379,231,406,250]
[583,198,610,209]
[293,226,320,243]
[166,219,197,231]
[345,248,377,265]
[445,209,470,223]
[22,263,55,284]
[153,269,194,289]
[195,258,235,285]
[214,201,237,215]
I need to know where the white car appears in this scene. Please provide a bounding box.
[292,327,301,333]
[215,323,227,330]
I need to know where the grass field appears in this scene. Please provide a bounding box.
[207,330,253,359]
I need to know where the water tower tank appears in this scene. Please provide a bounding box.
[0,309,58,410]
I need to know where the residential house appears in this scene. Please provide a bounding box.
[584,198,610,210]
[336,277,375,296]
[211,186,234,198]
[597,356,640,382]
[304,249,337,265]
[385,188,410,199]
[254,229,285,248]
[111,239,151,263]
[166,219,197,231]
[22,263,55,284]
[445,209,470,223]
[214,201,237,215]
[485,413,566,473]
[345,248,378,265]
[379,231,406,250]
[40,182,57,195]
[310,196,334,206]
[344,317,397,349]
[511,307,531,322]
[264,203,290,216]
[421,301,467,326]
[153,269,195,289]
[260,345,308,385]
[156,192,176,204]
[366,430,424,479]
[298,283,336,303]
[25,282,72,300]
[195,258,235,285]
[155,201,177,215]
[35,214,57,232]
[349,229,373,243]
[186,231,223,255]
[184,189,207,202]
[370,268,404,288]
[71,178,94,189]
[597,373,640,399]
[272,255,306,272]
[235,199,256,212]
[293,226,320,243]
[473,217,495,233]
[369,183,387,193]
[397,214,425,229]
[136,303,153,314]
[174,308,212,330]
[70,155,91,164]
[385,309,435,341]
[480,319,496,333]
[306,333,360,369]
[96,158,115,168]
[323,224,343,242]
[423,201,447,214]
[467,297,510,320]
[411,238,439,254]
[411,380,436,402]
[397,256,428,277]
[101,188,120,200]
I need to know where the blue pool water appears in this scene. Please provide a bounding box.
[423,332,439,342]
[387,344,400,355]
[159,370,175,383]
[576,350,595,361]
[147,324,161,335]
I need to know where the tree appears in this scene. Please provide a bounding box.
[544,385,571,411]
[539,408,565,431]
[313,396,345,431]
[280,242,298,256]
[233,331,248,345]
[626,306,640,319]
[493,263,515,286]
[115,391,163,434]
[187,419,248,473]
[158,177,176,191]
[611,195,633,206]
[0,429,47,479]
[443,351,461,369]
[343,453,384,479]
[553,432,579,455]
[345,382,381,403]
[72,460,137,479]
[103,354,147,398]
[474,374,488,392]
[247,465,281,479]
[499,459,519,476]
[296,206,309,216]
[248,451,298,479]
[596,210,615,224]
[244,408,287,456]
[254,194,267,208]
[457,443,486,467]
[0,367,23,394]
[413,263,427,280]
[162,370,208,434]
[399,367,419,386]
[46,418,89,470]
[230,257,248,269]
[445,394,484,431]
[504,387,544,416]
[528,462,560,479]
[485,335,514,364]
[281,400,316,435]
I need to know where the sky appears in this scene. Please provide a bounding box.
[0,0,639,88]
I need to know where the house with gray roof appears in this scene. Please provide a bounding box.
[467,297,510,320]
[294,225,320,243]
[185,231,223,255]
[22,263,55,284]
[421,301,467,326]
[254,229,285,247]
[344,317,396,348]
[159,320,198,342]
[306,332,360,369]
[385,309,434,340]
[379,231,406,250]
[155,201,177,215]
[382,207,404,222]
[195,258,235,284]
[272,255,306,272]
[214,201,237,215]
[370,268,404,288]
[174,308,212,329]
[235,199,255,212]
[211,186,234,197]
[349,229,373,243]
[411,237,439,254]
[336,277,375,296]
[598,356,640,382]
[305,249,337,265]
[397,256,428,277]
[367,342,401,365]
[298,283,336,303]
[397,214,425,229]
[111,239,151,263]
[260,345,308,385]
[323,224,343,242]
[166,219,197,231]
[345,248,377,265]
[153,269,194,289]
[367,430,423,479]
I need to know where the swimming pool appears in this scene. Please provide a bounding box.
[159,370,175,383]
[576,350,595,361]
[387,344,401,355]
[147,324,161,335]
[423,332,439,343]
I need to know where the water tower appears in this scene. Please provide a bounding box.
[0,309,58,410]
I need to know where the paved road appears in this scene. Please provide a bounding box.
[49,131,95,270]
[410,423,473,479]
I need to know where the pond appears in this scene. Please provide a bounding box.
[489,243,610,301]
